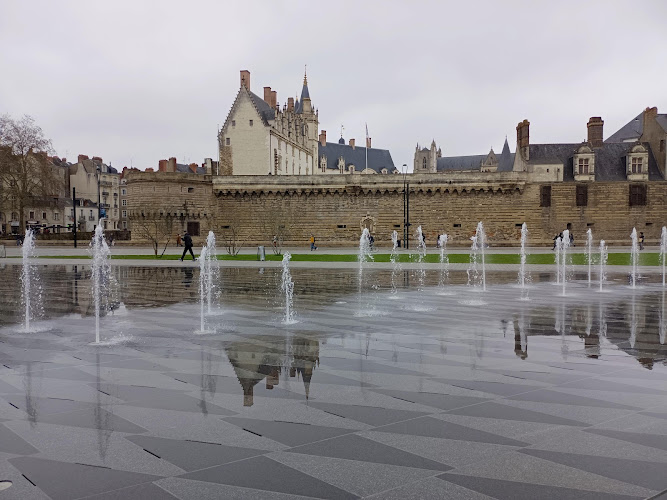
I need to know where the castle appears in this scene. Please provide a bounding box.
[217,70,396,176]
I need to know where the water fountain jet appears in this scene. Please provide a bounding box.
[661,226,667,287]
[90,224,112,344]
[21,229,39,332]
[518,223,529,289]
[599,239,608,292]
[467,222,486,291]
[630,227,639,288]
[281,252,295,324]
[586,228,593,287]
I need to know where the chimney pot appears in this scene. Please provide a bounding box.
[271,90,277,109]
[189,163,198,173]
[167,157,176,173]
[263,86,272,104]
[319,130,326,146]
[158,159,168,172]
[240,70,250,90]
[78,154,89,163]
[349,138,355,149]
[516,120,530,160]
[288,97,294,112]
[366,137,372,149]
[587,117,604,148]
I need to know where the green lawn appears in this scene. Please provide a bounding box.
[25,252,662,265]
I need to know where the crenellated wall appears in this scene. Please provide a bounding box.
[125,171,667,247]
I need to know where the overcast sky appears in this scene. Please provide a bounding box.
[1,0,666,171]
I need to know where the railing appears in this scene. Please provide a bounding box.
[101,203,110,209]
[88,216,95,221]
[102,191,109,196]
[99,181,113,187]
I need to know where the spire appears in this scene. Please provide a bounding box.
[295,67,310,113]
[303,64,308,86]
[502,136,510,156]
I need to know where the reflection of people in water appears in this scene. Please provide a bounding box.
[181,267,194,288]
[584,333,600,359]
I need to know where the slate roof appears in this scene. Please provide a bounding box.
[248,91,275,123]
[436,138,515,172]
[606,112,667,143]
[527,142,662,181]
[319,142,396,173]
[437,155,486,172]
[175,163,206,175]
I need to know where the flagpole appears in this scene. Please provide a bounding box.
[365,123,368,172]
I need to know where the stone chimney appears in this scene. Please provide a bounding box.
[92,156,103,163]
[189,163,198,173]
[263,86,272,104]
[271,90,277,109]
[204,158,213,175]
[288,97,294,112]
[158,159,167,172]
[516,120,530,161]
[146,167,155,173]
[78,154,89,163]
[167,157,177,173]
[319,130,326,146]
[240,70,250,90]
[587,117,604,148]
[349,138,355,150]
[366,137,372,149]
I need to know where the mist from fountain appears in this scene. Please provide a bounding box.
[415,226,426,291]
[561,229,570,296]
[630,227,639,288]
[281,252,295,324]
[661,226,667,287]
[629,293,637,349]
[91,224,112,344]
[599,239,608,292]
[467,222,486,291]
[20,229,39,332]
[437,233,450,293]
[390,230,400,297]
[586,228,593,287]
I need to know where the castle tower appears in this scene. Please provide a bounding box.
[296,68,319,174]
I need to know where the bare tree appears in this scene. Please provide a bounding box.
[130,208,177,256]
[260,197,298,255]
[0,115,62,234]
[218,210,248,256]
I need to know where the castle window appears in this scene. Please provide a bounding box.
[629,184,647,206]
[422,157,426,169]
[631,157,643,173]
[122,199,127,206]
[226,138,230,146]
[578,158,589,175]
[188,187,194,193]
[576,185,588,207]
[540,185,552,207]
[249,120,253,127]
[232,120,235,127]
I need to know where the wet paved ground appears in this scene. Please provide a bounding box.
[0,265,666,499]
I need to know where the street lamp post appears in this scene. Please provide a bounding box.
[402,163,410,249]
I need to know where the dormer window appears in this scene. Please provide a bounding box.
[381,168,388,174]
[626,144,649,180]
[573,144,595,182]
[578,158,589,174]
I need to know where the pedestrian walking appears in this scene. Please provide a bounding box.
[640,232,645,250]
[310,234,317,251]
[179,232,196,261]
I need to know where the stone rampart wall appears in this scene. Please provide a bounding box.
[126,172,666,247]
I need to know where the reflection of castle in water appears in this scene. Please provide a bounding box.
[509,295,667,369]
[226,335,319,406]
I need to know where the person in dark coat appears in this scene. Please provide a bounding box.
[180,232,196,261]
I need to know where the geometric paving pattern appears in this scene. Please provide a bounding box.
[0,265,665,499]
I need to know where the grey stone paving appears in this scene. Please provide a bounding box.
[0,265,665,499]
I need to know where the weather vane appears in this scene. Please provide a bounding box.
[340,124,344,138]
